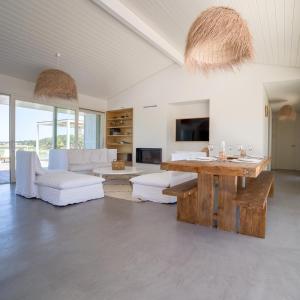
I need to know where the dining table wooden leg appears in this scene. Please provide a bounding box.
[218,175,237,232]
[197,173,214,226]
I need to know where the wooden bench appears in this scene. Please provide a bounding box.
[234,171,274,238]
[163,179,198,224]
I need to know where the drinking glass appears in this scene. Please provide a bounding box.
[228,144,233,156]
[208,144,214,157]
[238,145,246,158]
[247,145,253,157]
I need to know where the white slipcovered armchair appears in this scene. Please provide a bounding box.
[130,151,206,203]
[16,151,105,206]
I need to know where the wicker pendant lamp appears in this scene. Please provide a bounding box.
[185,6,253,72]
[34,69,78,101]
[278,105,297,121]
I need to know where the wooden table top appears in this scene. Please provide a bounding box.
[161,158,271,177]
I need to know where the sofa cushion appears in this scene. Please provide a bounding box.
[130,171,197,188]
[90,149,107,163]
[68,150,85,165]
[36,171,104,190]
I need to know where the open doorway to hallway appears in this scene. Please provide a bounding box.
[265,80,300,171]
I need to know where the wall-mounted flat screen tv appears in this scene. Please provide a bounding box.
[176,118,209,141]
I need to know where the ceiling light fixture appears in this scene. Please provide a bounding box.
[278,105,297,121]
[34,53,78,101]
[185,6,253,73]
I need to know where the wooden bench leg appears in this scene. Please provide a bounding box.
[177,190,198,224]
[239,205,266,238]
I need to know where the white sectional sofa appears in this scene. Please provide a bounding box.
[48,148,117,173]
[130,151,206,203]
[16,151,105,206]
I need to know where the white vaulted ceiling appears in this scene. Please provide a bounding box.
[121,0,300,68]
[0,0,173,98]
[0,0,300,99]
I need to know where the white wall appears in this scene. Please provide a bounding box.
[108,63,300,167]
[0,73,107,111]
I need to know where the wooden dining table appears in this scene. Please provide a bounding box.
[161,158,271,232]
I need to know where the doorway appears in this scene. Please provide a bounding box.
[265,79,300,171]
[272,112,300,170]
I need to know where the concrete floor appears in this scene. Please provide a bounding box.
[0,171,300,300]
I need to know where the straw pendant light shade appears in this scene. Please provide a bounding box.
[34,69,78,101]
[278,105,297,121]
[185,6,253,72]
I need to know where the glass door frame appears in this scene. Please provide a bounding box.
[9,94,16,182]
[0,93,15,183]
[79,108,105,149]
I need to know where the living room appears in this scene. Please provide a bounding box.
[0,1,300,299]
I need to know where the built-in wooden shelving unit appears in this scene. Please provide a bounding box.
[106,108,133,166]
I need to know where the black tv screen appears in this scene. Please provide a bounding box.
[176,118,209,141]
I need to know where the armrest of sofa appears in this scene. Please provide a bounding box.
[15,151,38,198]
[48,149,69,170]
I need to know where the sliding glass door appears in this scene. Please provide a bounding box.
[0,97,104,183]
[0,95,10,184]
[16,101,54,167]
[56,108,76,149]
[79,110,104,149]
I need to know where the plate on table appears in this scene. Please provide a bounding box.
[231,158,262,164]
[187,156,218,162]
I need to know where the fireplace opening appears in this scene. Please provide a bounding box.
[136,148,162,164]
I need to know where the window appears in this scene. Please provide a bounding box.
[56,108,76,149]
[79,110,104,149]
[16,101,54,167]
[13,100,104,167]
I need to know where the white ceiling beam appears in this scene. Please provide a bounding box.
[91,0,184,65]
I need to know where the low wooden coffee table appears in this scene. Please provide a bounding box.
[93,166,142,178]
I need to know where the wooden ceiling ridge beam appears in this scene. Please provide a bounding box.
[91,0,184,65]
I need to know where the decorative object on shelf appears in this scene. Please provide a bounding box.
[278,105,297,121]
[110,128,121,135]
[185,6,253,72]
[112,159,125,170]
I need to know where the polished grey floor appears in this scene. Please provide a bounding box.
[0,171,300,300]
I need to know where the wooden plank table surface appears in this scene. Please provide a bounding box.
[161,158,271,232]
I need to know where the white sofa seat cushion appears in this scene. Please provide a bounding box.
[130,171,197,188]
[36,171,104,190]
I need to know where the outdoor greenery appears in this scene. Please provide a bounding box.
[0,134,84,160]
